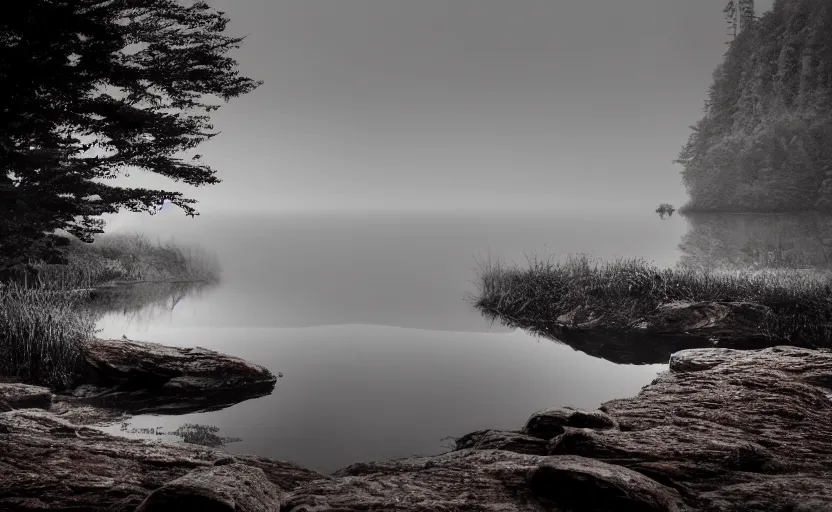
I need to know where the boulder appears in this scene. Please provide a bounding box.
[522,406,616,439]
[632,301,770,337]
[529,455,688,511]
[136,463,281,512]
[0,383,52,411]
[72,338,277,414]
[288,449,553,511]
[454,429,549,455]
[584,346,832,510]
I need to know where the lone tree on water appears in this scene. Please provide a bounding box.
[0,0,260,269]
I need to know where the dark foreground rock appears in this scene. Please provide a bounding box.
[530,456,687,512]
[0,409,321,511]
[522,406,617,438]
[0,383,52,411]
[69,338,277,415]
[2,345,832,510]
[514,301,782,364]
[136,463,281,512]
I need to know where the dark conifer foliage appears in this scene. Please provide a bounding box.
[0,0,260,268]
[677,0,832,213]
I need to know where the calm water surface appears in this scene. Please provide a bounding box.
[98,209,687,473]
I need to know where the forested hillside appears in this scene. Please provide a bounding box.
[677,0,832,212]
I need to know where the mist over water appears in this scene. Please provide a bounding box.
[101,209,687,330]
[98,209,687,473]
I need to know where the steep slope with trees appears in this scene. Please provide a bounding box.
[677,0,832,212]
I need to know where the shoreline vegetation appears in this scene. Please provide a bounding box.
[0,234,219,388]
[473,254,832,353]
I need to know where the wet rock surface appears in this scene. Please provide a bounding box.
[71,338,277,414]
[0,409,322,511]
[1,345,831,510]
[454,429,550,455]
[522,406,616,439]
[0,383,52,411]
[563,346,832,511]
[136,463,281,512]
[526,301,783,364]
[530,455,687,512]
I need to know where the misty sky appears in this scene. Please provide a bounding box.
[127,0,775,214]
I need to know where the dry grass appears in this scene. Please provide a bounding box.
[473,254,832,346]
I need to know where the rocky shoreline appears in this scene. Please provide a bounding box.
[73,338,278,415]
[2,339,832,510]
[490,301,796,365]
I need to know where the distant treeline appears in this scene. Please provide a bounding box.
[677,0,832,212]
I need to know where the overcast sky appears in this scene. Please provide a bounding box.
[130,0,775,214]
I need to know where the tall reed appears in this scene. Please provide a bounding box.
[0,284,95,388]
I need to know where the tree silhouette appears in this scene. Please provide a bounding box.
[0,0,261,269]
[724,0,738,40]
[738,0,755,32]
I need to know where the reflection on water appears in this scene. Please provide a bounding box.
[655,203,676,220]
[679,213,832,270]
[86,282,216,325]
[94,212,832,471]
[98,324,665,474]
[94,210,719,473]
[99,210,686,333]
[118,420,241,448]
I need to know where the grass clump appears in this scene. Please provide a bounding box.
[473,254,832,346]
[0,284,95,389]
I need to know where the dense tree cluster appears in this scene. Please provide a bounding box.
[0,0,260,269]
[677,0,832,212]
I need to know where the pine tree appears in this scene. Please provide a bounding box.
[724,0,738,40]
[738,0,755,32]
[0,0,261,269]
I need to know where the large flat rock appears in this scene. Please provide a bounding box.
[71,338,277,414]
[530,455,687,511]
[542,346,832,510]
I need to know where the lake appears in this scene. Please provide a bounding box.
[97,208,764,474]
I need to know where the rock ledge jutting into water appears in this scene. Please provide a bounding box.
[522,301,782,365]
[66,338,278,415]
[2,344,832,510]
